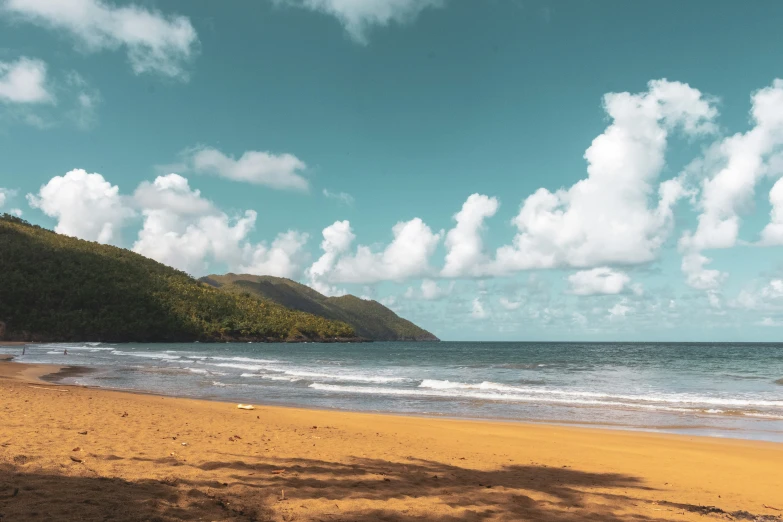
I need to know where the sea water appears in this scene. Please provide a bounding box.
[12,341,783,442]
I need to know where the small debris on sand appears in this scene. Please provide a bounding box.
[237,404,255,410]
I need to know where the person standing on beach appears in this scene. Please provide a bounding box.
[64,349,68,356]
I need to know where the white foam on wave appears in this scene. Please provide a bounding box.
[742,412,783,419]
[111,351,181,361]
[207,362,407,384]
[207,356,280,364]
[35,344,116,352]
[283,369,410,384]
[417,380,783,408]
[211,381,228,387]
[310,383,782,415]
[240,372,302,382]
[212,362,268,371]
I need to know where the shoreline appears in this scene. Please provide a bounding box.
[3,357,782,443]
[2,357,783,520]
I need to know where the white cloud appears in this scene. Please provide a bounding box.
[572,312,588,326]
[441,193,498,277]
[567,267,631,296]
[2,0,198,79]
[131,174,308,276]
[608,299,632,320]
[26,171,308,277]
[307,218,442,288]
[421,279,452,300]
[189,147,309,191]
[471,297,487,319]
[498,297,521,310]
[0,62,102,129]
[758,317,783,327]
[306,220,355,295]
[680,252,725,291]
[323,188,354,205]
[239,230,309,278]
[276,0,443,43]
[682,79,783,253]
[65,72,100,129]
[678,79,783,290]
[0,188,22,217]
[325,218,442,284]
[493,79,716,274]
[732,279,783,311]
[759,177,783,245]
[0,57,52,104]
[27,169,134,243]
[134,173,214,215]
[405,279,453,300]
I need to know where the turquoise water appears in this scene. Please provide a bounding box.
[14,341,783,442]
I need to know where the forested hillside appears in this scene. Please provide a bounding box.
[201,274,439,341]
[0,215,356,343]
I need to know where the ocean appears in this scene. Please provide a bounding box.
[13,341,783,442]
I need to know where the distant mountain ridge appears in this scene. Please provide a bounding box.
[201,274,440,342]
[0,215,358,343]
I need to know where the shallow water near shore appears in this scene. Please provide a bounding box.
[10,341,783,442]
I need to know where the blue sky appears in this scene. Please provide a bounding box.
[3,0,783,341]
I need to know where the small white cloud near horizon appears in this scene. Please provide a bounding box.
[471,297,488,319]
[608,299,632,320]
[2,0,199,79]
[568,267,631,296]
[680,252,726,291]
[274,0,444,44]
[0,57,52,104]
[188,147,309,191]
[498,297,522,311]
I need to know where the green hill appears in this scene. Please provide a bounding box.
[0,215,357,343]
[200,273,440,341]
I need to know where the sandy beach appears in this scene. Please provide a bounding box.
[1,358,782,522]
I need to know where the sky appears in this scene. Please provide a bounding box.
[3,0,783,342]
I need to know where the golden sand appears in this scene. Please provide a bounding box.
[1,358,781,521]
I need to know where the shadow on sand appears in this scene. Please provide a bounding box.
[3,451,759,522]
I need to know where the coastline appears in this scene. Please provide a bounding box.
[5,356,783,440]
[2,357,782,521]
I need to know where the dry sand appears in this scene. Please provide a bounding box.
[1,358,781,522]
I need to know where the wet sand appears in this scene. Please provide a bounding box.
[1,358,781,521]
